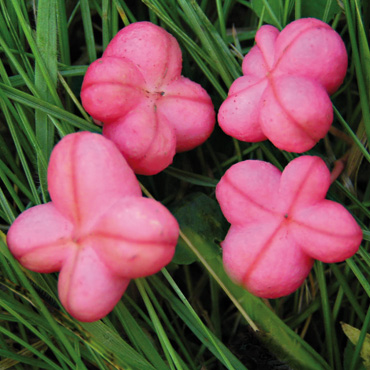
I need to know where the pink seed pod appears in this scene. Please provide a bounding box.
[7,132,179,322]
[216,156,362,298]
[81,22,215,175]
[218,18,348,152]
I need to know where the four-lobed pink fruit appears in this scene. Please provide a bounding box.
[81,21,215,175]
[216,156,362,298]
[218,18,348,152]
[7,132,179,322]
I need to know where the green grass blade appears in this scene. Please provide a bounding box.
[113,301,170,369]
[35,0,58,200]
[343,0,370,145]
[0,326,62,370]
[0,82,98,132]
[79,320,158,370]
[314,262,341,369]
[158,269,248,370]
[136,279,184,370]
[349,305,370,370]
[179,230,331,370]
[330,263,366,322]
[56,0,71,65]
[80,0,97,62]
[0,239,88,369]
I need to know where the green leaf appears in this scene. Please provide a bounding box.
[171,193,225,265]
[80,0,97,63]
[342,323,370,369]
[35,0,58,154]
[80,321,158,370]
[179,228,331,369]
[251,0,283,29]
[153,271,249,370]
[301,0,341,22]
[344,341,367,370]
[251,0,340,27]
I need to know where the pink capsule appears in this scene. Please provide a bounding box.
[7,132,179,322]
[216,156,362,298]
[218,18,348,152]
[81,22,215,175]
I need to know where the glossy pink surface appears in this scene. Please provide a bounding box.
[216,156,362,298]
[81,22,215,175]
[218,18,348,152]
[7,132,179,322]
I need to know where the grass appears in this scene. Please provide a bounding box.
[0,0,369,369]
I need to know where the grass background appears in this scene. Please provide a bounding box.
[0,0,370,369]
